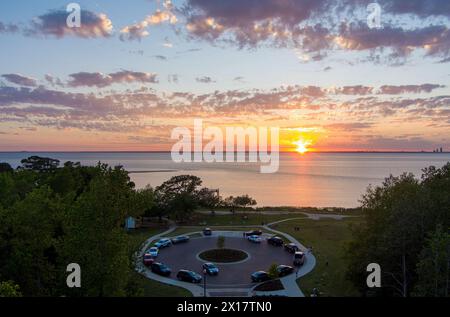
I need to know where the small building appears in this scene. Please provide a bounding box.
[124,216,136,230]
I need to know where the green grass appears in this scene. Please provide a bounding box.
[272,217,364,297]
[187,212,306,226]
[126,213,364,297]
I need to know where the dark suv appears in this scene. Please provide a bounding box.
[150,262,171,277]
[244,229,262,237]
[177,270,202,283]
[284,243,300,254]
[171,235,190,244]
[277,265,294,277]
[251,271,271,283]
[203,228,212,236]
[267,236,284,246]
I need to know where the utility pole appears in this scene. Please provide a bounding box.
[203,269,207,297]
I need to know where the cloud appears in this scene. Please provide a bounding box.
[378,84,445,94]
[28,9,112,38]
[153,55,168,61]
[326,122,373,130]
[2,74,37,87]
[332,85,374,95]
[335,23,450,59]
[119,2,177,41]
[379,0,450,17]
[0,21,19,34]
[195,76,216,83]
[181,1,450,62]
[67,70,158,87]
[168,74,179,83]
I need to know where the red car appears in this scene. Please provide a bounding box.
[143,253,155,266]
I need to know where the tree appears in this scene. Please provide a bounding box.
[154,175,202,221]
[0,163,13,173]
[223,196,237,214]
[197,188,221,212]
[346,163,450,297]
[20,156,60,172]
[62,164,146,296]
[233,195,257,209]
[268,263,278,279]
[223,195,257,214]
[0,281,22,297]
[217,236,225,249]
[413,225,450,297]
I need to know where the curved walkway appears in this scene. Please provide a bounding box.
[135,220,316,297]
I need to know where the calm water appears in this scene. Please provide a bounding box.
[1,152,449,208]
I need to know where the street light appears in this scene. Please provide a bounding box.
[203,268,207,297]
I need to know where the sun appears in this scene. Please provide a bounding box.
[294,139,312,154]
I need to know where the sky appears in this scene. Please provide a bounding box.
[0,0,449,152]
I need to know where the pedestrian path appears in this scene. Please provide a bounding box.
[135,222,316,297]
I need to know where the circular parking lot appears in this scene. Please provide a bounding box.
[152,231,300,288]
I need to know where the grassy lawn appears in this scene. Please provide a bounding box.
[272,217,364,297]
[125,213,364,297]
[187,212,306,226]
[127,226,192,297]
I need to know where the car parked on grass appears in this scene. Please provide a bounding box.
[277,265,294,277]
[284,243,300,254]
[267,236,284,246]
[244,229,262,237]
[202,262,219,275]
[142,253,155,266]
[247,235,262,243]
[294,251,305,266]
[147,247,159,257]
[251,271,271,283]
[177,270,202,283]
[171,235,190,244]
[203,228,212,236]
[155,238,172,249]
[151,262,171,277]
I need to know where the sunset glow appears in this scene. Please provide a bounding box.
[294,139,312,154]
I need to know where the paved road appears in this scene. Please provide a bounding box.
[153,234,296,288]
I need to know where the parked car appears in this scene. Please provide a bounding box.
[203,228,212,236]
[177,270,202,283]
[202,262,219,275]
[251,271,271,283]
[267,236,284,246]
[244,229,262,237]
[247,235,262,243]
[155,238,172,249]
[284,243,300,254]
[142,253,155,266]
[293,251,305,266]
[147,247,159,257]
[277,265,294,277]
[151,262,171,277]
[171,235,190,244]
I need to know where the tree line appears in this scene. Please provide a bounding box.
[346,163,450,297]
[0,156,256,296]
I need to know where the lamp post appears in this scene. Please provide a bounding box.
[203,268,207,297]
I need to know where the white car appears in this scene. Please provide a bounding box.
[247,235,262,243]
[155,238,172,249]
[148,247,159,257]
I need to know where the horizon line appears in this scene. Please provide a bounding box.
[0,150,448,154]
